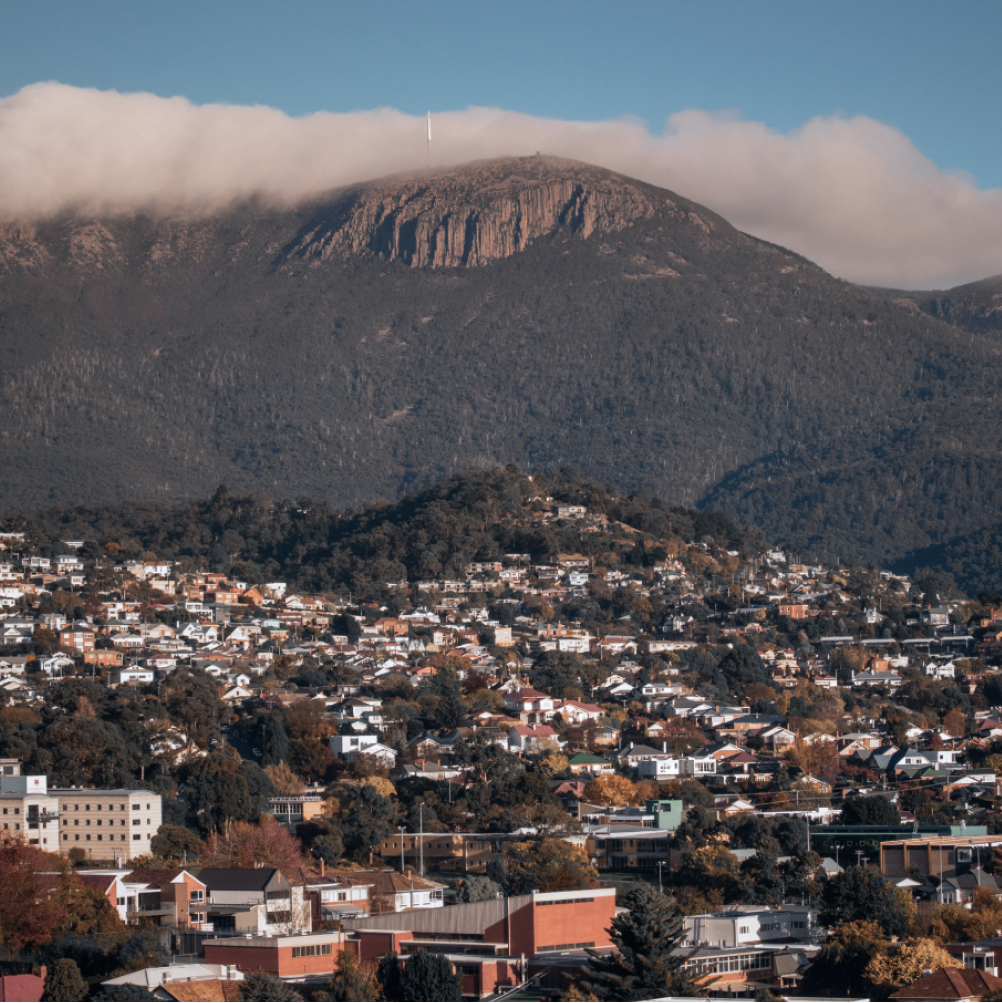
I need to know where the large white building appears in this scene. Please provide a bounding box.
[51,786,162,861]
[0,762,163,860]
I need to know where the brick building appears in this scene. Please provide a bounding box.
[342,888,617,999]
[204,931,347,979]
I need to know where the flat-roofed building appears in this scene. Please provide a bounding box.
[204,931,346,979]
[51,787,162,861]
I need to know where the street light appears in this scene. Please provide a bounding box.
[834,843,842,870]
[657,861,668,894]
[398,826,406,873]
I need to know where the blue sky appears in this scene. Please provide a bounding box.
[2,0,999,187]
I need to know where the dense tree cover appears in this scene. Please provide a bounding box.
[839,794,901,827]
[396,951,463,1001]
[40,958,89,1001]
[32,927,168,985]
[581,884,698,1000]
[800,920,889,998]
[4,468,750,600]
[2,164,1001,589]
[503,839,599,894]
[0,834,66,958]
[819,866,914,937]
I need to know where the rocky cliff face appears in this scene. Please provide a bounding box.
[282,156,697,267]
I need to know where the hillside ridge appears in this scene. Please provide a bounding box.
[0,157,1001,587]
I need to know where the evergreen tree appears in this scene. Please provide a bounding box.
[313,947,381,1001]
[376,953,402,1000]
[238,971,304,1001]
[485,857,508,892]
[41,958,88,1001]
[398,952,462,1001]
[262,719,292,766]
[581,884,699,1000]
[819,866,914,937]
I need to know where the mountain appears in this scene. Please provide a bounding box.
[2,155,1002,587]
[880,274,1002,339]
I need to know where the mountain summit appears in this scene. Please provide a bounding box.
[1,157,1001,586]
[281,156,711,268]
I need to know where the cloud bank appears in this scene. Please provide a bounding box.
[2,81,1000,289]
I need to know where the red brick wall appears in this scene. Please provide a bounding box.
[204,939,344,977]
[528,896,615,953]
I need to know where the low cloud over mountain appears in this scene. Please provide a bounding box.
[0,82,1000,288]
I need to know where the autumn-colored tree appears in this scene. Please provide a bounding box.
[264,762,305,795]
[943,707,968,737]
[0,833,66,959]
[504,839,598,894]
[583,775,643,807]
[535,751,570,779]
[929,900,1002,943]
[203,817,306,875]
[864,938,962,992]
[788,736,841,782]
[675,844,741,898]
[284,700,336,781]
[801,920,889,998]
[51,872,123,937]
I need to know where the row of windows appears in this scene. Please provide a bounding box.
[2,823,20,830]
[64,819,145,826]
[537,941,596,952]
[67,804,149,811]
[69,834,144,841]
[537,898,595,907]
[291,944,333,958]
[1,808,19,815]
[688,953,772,974]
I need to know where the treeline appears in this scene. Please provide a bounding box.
[2,466,756,596]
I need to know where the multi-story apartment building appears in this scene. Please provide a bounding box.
[51,787,162,861]
[0,773,60,850]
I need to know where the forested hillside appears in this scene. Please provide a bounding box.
[2,156,1001,579]
[3,467,755,598]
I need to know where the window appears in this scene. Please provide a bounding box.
[133,819,141,826]
[132,805,140,811]
[133,834,141,841]
[292,944,332,958]
[191,890,204,904]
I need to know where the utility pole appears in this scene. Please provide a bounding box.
[398,826,406,873]
[419,803,425,876]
